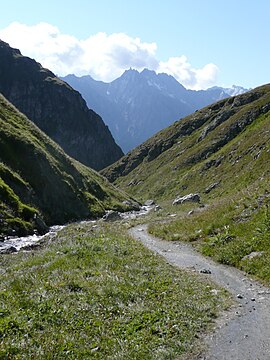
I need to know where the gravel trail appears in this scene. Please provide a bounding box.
[129,224,270,360]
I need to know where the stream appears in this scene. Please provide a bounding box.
[0,204,154,254]
[0,225,65,254]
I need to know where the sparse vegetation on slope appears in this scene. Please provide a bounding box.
[102,84,270,283]
[102,84,270,188]
[0,222,229,359]
[0,94,137,236]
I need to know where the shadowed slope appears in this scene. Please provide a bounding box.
[0,40,123,170]
[0,94,137,236]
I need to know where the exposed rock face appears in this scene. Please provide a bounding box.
[173,193,201,205]
[0,40,123,170]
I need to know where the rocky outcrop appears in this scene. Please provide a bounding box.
[62,70,248,153]
[173,193,200,205]
[0,40,123,170]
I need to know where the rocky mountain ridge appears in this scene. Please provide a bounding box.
[62,69,249,152]
[0,40,123,170]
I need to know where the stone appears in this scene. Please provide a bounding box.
[200,268,212,274]
[173,193,200,205]
[241,251,265,261]
[122,200,140,211]
[20,243,40,251]
[33,214,49,235]
[0,246,17,254]
[144,199,155,206]
[103,210,122,222]
[205,182,220,194]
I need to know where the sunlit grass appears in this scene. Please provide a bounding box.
[149,192,270,285]
[0,222,229,359]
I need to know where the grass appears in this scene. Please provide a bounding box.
[0,93,138,236]
[0,221,230,359]
[149,191,270,285]
[102,85,270,286]
[0,175,38,236]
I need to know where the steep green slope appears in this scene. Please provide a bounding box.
[102,84,270,282]
[0,40,123,170]
[102,84,270,201]
[0,94,137,236]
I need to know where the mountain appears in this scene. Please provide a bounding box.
[101,84,270,287]
[0,40,123,170]
[62,69,249,153]
[0,94,138,237]
[101,84,270,201]
[208,85,250,98]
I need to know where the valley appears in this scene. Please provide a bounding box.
[0,39,270,359]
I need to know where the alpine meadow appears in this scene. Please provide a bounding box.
[1,3,270,358]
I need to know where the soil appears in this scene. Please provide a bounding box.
[130,224,270,360]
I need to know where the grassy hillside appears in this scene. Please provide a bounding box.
[0,94,137,236]
[102,84,270,189]
[102,84,270,283]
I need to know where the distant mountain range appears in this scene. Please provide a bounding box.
[62,69,249,153]
[0,40,123,170]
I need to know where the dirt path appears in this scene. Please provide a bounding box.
[129,224,270,360]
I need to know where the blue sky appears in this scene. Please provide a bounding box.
[0,0,269,89]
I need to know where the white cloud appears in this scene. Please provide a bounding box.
[158,56,219,90]
[0,22,219,89]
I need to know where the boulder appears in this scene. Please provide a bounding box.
[205,182,220,194]
[103,210,122,222]
[144,199,155,206]
[122,200,140,211]
[33,214,49,235]
[20,243,40,251]
[173,193,200,205]
[0,246,17,254]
